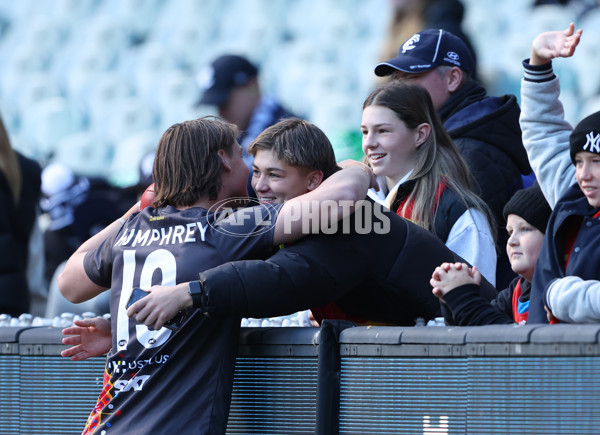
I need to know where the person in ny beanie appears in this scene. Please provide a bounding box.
[519,23,600,323]
[375,29,532,290]
[532,110,600,323]
[430,182,551,325]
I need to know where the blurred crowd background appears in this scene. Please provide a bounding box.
[3,0,600,181]
[1,0,600,320]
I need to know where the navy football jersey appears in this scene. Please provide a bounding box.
[82,204,279,434]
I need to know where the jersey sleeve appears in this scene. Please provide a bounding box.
[210,203,281,262]
[83,234,117,288]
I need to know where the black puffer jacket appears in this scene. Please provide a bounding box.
[195,200,498,325]
[439,80,532,288]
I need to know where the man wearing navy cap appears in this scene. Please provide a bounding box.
[375,29,475,108]
[375,29,533,289]
[197,54,296,195]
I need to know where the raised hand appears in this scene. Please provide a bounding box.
[531,22,582,66]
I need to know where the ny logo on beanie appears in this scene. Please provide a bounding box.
[569,111,600,163]
[584,132,600,154]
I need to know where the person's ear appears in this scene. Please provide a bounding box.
[218,149,232,171]
[415,123,432,148]
[306,170,324,191]
[447,67,463,93]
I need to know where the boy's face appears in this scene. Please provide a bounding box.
[575,151,600,208]
[251,149,318,204]
[506,214,545,282]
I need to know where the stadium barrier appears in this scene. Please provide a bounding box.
[2,323,600,434]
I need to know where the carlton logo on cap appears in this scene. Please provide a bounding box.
[401,34,420,54]
[374,29,474,77]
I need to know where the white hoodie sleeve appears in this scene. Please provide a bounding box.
[520,72,576,208]
[546,276,600,323]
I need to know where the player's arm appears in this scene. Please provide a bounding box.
[273,163,374,245]
[58,202,140,303]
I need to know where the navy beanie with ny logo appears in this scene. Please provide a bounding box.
[570,111,600,164]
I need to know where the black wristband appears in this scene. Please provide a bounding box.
[188,280,205,310]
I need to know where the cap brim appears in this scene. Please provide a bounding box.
[198,87,230,106]
[374,56,434,76]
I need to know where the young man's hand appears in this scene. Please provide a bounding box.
[61,317,112,361]
[126,283,193,331]
[337,159,378,190]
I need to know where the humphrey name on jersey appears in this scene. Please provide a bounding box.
[114,222,209,248]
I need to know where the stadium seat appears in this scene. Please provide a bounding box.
[109,129,161,187]
[150,69,200,131]
[20,97,87,160]
[580,95,600,120]
[570,17,600,100]
[84,71,134,131]
[52,132,113,178]
[95,96,160,147]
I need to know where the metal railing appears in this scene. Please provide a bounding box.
[2,322,600,434]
